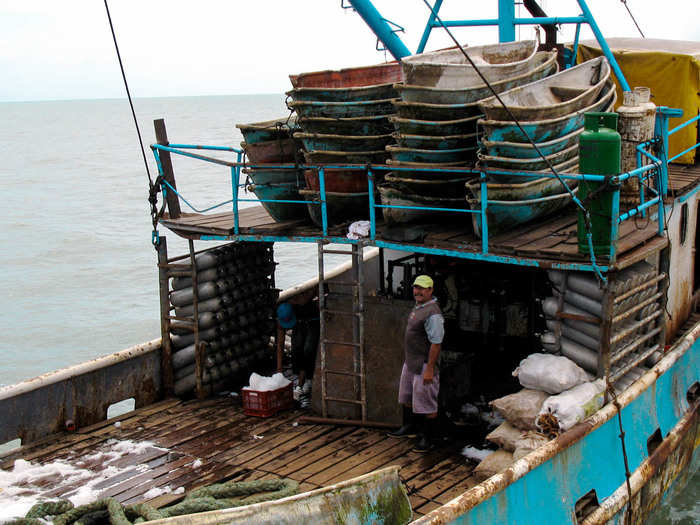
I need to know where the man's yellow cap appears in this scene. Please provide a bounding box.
[413,275,434,288]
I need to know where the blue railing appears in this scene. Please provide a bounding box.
[149,108,700,273]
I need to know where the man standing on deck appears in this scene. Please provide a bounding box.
[388,275,444,452]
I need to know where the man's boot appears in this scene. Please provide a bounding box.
[387,406,418,438]
[413,416,436,452]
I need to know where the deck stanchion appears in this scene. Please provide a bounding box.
[480,171,489,254]
[609,182,621,262]
[319,168,328,236]
[157,237,174,396]
[368,169,377,240]
[232,152,242,235]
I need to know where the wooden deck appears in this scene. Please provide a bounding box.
[158,166,697,268]
[0,397,475,519]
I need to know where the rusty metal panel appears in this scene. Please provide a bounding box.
[0,340,162,445]
[312,294,411,424]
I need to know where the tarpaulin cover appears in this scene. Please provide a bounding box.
[578,38,700,164]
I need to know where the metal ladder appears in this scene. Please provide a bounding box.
[317,241,367,423]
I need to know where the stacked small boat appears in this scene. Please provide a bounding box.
[287,62,402,227]
[380,40,560,225]
[237,117,308,222]
[168,243,278,397]
[469,56,617,236]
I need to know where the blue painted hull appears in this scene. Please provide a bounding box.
[393,132,478,150]
[387,145,477,164]
[418,331,700,525]
[294,132,393,152]
[244,169,308,223]
[481,128,584,159]
[288,98,397,119]
[287,82,398,102]
[236,117,298,145]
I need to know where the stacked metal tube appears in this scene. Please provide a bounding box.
[540,261,663,390]
[168,243,278,397]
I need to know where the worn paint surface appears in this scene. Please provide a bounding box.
[412,326,700,524]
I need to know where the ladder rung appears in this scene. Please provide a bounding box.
[324,309,360,317]
[168,271,193,277]
[323,339,361,347]
[322,249,354,255]
[160,263,191,271]
[323,369,362,377]
[168,316,194,324]
[324,396,364,405]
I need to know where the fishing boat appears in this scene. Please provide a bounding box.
[386,145,477,164]
[481,127,584,158]
[478,80,617,143]
[236,117,298,144]
[389,113,480,136]
[287,82,398,103]
[287,98,397,119]
[478,143,579,172]
[479,56,611,121]
[392,132,478,150]
[296,115,393,135]
[242,168,309,222]
[466,173,578,201]
[3,2,699,525]
[395,51,558,104]
[385,172,474,197]
[294,132,394,152]
[289,61,402,88]
[378,183,471,225]
[401,40,539,88]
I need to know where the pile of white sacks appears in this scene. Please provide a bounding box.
[471,353,604,481]
[243,372,291,392]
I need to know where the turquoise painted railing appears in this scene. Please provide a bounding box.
[149,108,699,274]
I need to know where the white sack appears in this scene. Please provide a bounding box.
[244,372,291,392]
[485,422,522,452]
[537,379,605,432]
[513,353,590,394]
[490,389,549,430]
[512,431,550,461]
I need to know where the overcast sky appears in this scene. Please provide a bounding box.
[1,0,698,102]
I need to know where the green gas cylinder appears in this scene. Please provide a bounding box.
[577,112,621,256]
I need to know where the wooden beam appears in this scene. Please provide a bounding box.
[154,119,181,219]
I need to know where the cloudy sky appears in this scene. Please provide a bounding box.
[1,0,698,102]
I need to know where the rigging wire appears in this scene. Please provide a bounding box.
[620,0,645,38]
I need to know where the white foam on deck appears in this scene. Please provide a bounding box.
[0,439,176,523]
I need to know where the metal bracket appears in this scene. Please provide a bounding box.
[375,17,405,52]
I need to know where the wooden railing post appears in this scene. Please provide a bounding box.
[154,119,181,219]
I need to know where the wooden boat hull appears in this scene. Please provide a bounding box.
[401,40,538,89]
[478,83,617,143]
[479,144,579,171]
[241,138,299,163]
[289,61,402,88]
[469,188,577,237]
[243,169,308,222]
[481,128,584,159]
[392,132,478,150]
[288,98,397,119]
[379,184,470,225]
[395,51,558,104]
[294,132,393,152]
[466,175,579,201]
[477,156,579,184]
[385,172,473,197]
[393,99,482,121]
[287,82,398,102]
[390,114,480,136]
[385,158,472,180]
[479,56,611,121]
[297,115,393,135]
[387,144,477,163]
[236,117,298,144]
[299,189,375,227]
[303,166,381,193]
[303,150,388,164]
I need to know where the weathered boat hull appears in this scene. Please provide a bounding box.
[289,61,402,88]
[385,158,472,179]
[287,82,398,102]
[395,51,558,104]
[401,40,538,89]
[288,98,397,119]
[466,175,579,201]
[478,82,617,143]
[393,99,482,121]
[379,184,471,225]
[297,115,393,135]
[481,128,584,159]
[304,167,379,193]
[478,144,579,172]
[479,57,611,121]
[479,156,579,184]
[294,132,393,152]
[390,114,480,136]
[468,189,577,237]
[385,172,473,197]
[386,144,477,163]
[303,149,389,165]
[392,132,478,150]
[299,189,375,227]
[145,466,411,525]
[243,169,308,222]
[236,117,298,144]
[241,138,299,163]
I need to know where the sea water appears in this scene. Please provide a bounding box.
[0,96,696,522]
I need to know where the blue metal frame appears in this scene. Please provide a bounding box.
[148,107,696,276]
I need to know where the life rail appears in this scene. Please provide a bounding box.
[149,108,699,274]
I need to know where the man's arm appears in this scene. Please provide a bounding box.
[276,324,286,372]
[423,342,441,384]
[423,313,444,384]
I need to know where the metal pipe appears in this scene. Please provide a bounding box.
[610,328,662,366]
[612,274,666,305]
[417,0,443,53]
[347,0,411,60]
[612,292,664,324]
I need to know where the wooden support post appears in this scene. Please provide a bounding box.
[157,237,174,396]
[188,239,206,399]
[154,119,181,219]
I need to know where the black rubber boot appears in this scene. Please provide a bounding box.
[387,406,418,438]
[413,416,436,452]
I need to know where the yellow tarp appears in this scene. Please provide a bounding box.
[578,38,700,164]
